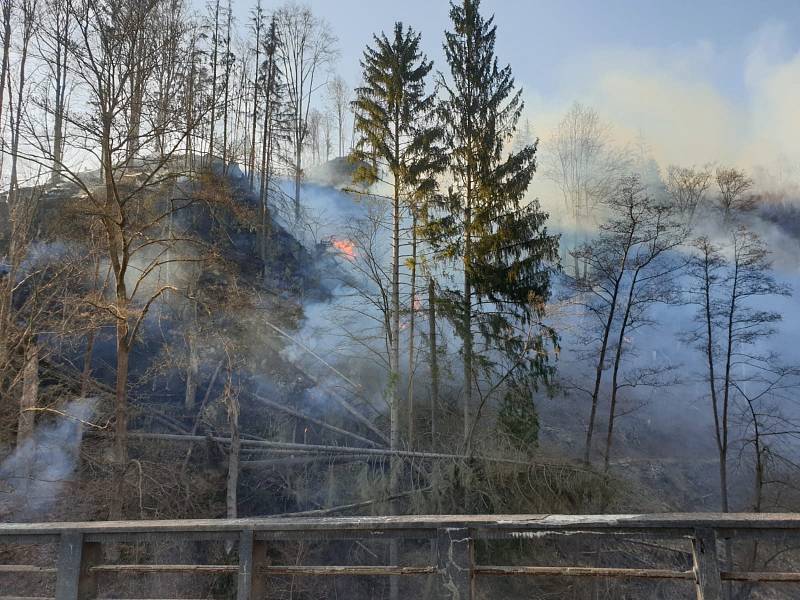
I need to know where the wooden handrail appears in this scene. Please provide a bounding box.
[1,512,800,537]
[0,514,798,600]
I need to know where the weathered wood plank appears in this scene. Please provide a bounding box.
[260,565,436,576]
[236,529,255,600]
[692,528,723,600]
[256,527,434,541]
[54,532,82,600]
[89,564,238,573]
[475,566,694,579]
[0,565,57,573]
[0,535,61,545]
[54,533,99,600]
[721,571,800,583]
[1,515,798,600]
[437,528,473,600]
[3,513,800,539]
[250,539,268,600]
[77,541,100,600]
[84,532,237,544]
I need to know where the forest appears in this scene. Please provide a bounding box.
[1,0,799,597]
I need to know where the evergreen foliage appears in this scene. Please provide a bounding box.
[430,0,559,443]
[351,22,444,199]
[351,22,445,452]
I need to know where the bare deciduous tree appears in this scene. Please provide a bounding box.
[220,0,233,172]
[16,0,210,514]
[600,195,686,470]
[207,0,222,161]
[573,176,647,464]
[665,164,711,223]
[327,74,348,157]
[685,227,789,512]
[715,166,754,216]
[0,0,37,375]
[36,0,73,182]
[545,102,628,277]
[275,1,337,221]
[0,0,13,142]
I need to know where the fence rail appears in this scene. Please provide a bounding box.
[1,513,799,599]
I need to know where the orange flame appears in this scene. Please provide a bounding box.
[331,237,356,261]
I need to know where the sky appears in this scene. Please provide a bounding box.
[228,0,800,182]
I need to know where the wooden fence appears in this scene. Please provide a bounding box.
[1,513,799,599]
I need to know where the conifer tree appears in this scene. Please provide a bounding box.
[257,16,287,273]
[433,0,558,450]
[352,22,444,451]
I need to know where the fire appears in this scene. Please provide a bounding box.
[331,237,356,261]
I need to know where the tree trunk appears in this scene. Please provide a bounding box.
[293,144,302,221]
[221,0,232,174]
[463,195,473,453]
[127,19,146,161]
[719,258,739,513]
[390,169,401,469]
[111,327,130,520]
[225,383,240,519]
[0,224,14,374]
[337,108,343,157]
[0,0,11,144]
[388,149,402,600]
[115,331,130,468]
[258,48,275,274]
[603,269,641,471]
[80,330,96,397]
[17,339,38,445]
[232,45,246,168]
[752,429,763,513]
[185,331,199,411]
[259,132,271,271]
[247,9,261,190]
[0,3,30,377]
[428,277,439,450]
[701,248,724,511]
[407,213,417,444]
[208,0,220,162]
[583,240,633,464]
[51,5,68,183]
[185,46,196,172]
[127,71,144,160]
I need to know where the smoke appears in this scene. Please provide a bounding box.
[252,127,800,508]
[521,22,800,178]
[0,398,96,521]
[542,190,800,509]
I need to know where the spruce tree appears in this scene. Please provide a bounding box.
[352,22,444,453]
[433,0,558,450]
[257,16,286,275]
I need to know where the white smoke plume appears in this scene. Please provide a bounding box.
[0,398,96,521]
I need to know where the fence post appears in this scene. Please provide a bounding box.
[237,529,267,600]
[55,531,100,600]
[437,527,473,600]
[692,528,723,600]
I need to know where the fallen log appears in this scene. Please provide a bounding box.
[118,431,599,474]
[245,391,383,448]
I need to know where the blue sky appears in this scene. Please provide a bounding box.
[228,0,800,177]
[273,0,800,100]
